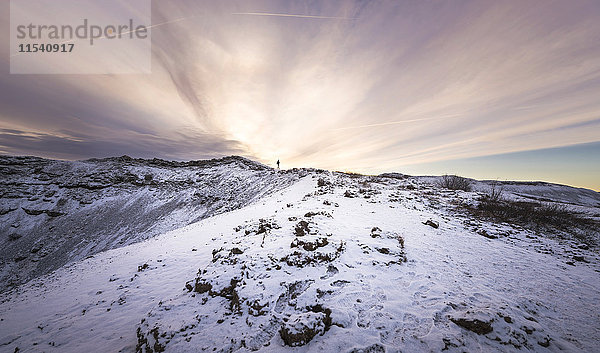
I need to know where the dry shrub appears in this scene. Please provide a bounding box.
[472,196,598,245]
[437,175,473,191]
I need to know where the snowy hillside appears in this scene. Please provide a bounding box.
[0,156,299,291]
[416,176,600,208]
[475,180,600,208]
[0,162,599,352]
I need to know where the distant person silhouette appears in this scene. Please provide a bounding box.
[277,159,280,169]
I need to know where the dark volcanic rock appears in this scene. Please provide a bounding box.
[193,281,212,294]
[348,343,386,353]
[294,220,310,236]
[423,219,439,229]
[450,317,493,335]
[478,229,498,239]
[280,306,332,347]
[291,237,329,251]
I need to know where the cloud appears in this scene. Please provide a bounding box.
[0,128,245,160]
[1,0,599,174]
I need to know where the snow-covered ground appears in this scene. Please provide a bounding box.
[0,164,599,352]
[0,156,299,290]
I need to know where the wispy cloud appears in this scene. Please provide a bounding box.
[331,114,463,131]
[1,0,599,181]
[231,12,356,20]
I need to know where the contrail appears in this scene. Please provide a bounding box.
[232,12,357,20]
[332,114,463,131]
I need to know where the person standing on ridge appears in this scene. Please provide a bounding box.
[276,159,280,169]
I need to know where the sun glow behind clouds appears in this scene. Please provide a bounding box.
[152,1,600,168]
[1,0,599,189]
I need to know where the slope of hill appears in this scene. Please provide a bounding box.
[417,176,600,208]
[476,180,600,208]
[0,155,300,291]
[0,168,598,353]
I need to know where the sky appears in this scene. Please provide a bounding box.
[1,0,600,191]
